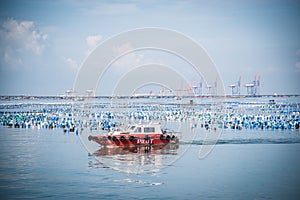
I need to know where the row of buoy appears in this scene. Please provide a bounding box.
[0,100,299,132]
[1,111,299,132]
[197,112,300,131]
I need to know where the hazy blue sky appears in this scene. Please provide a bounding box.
[0,0,299,95]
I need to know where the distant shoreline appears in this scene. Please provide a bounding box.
[0,94,300,100]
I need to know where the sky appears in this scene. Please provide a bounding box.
[0,0,299,96]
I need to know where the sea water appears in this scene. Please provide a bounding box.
[0,97,300,199]
[0,127,300,199]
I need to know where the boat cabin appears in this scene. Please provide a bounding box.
[124,124,161,134]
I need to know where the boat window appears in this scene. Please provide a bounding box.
[144,127,155,133]
[134,127,142,133]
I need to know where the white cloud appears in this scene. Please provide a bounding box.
[112,42,134,54]
[85,34,102,57]
[65,57,79,71]
[86,35,102,49]
[3,49,23,66]
[114,52,144,68]
[0,18,47,68]
[112,43,144,68]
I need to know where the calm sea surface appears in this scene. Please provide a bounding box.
[1,96,300,199]
[1,127,300,200]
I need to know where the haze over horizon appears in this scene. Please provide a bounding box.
[0,0,299,96]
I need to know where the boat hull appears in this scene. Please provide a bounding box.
[88,133,179,147]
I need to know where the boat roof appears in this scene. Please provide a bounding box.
[127,123,161,128]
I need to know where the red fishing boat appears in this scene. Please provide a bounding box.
[88,123,179,147]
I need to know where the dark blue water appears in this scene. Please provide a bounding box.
[1,127,300,199]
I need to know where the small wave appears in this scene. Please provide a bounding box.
[180,138,300,145]
[115,178,163,186]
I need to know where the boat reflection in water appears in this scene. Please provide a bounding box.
[91,144,180,173]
